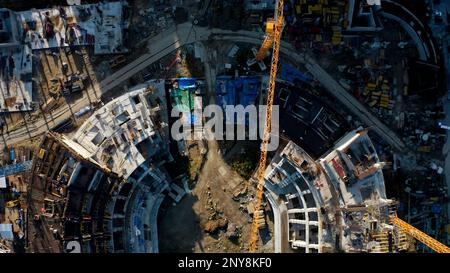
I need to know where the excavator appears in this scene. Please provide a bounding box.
[249,0,450,253]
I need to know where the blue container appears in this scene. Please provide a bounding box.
[9,148,15,161]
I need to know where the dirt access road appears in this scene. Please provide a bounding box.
[158,139,254,252]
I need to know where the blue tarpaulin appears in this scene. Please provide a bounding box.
[215,76,260,108]
[216,76,236,109]
[215,76,261,125]
[280,63,312,83]
[0,161,32,177]
[178,78,197,89]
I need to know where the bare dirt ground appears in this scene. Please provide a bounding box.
[159,140,261,252]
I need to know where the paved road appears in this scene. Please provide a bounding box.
[3,23,406,153]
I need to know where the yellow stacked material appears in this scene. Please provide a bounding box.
[331,26,342,45]
[331,36,342,45]
[38,148,46,159]
[379,98,390,108]
[296,5,301,14]
[369,100,378,107]
[367,83,377,90]
[309,4,322,14]
[394,227,410,252]
[371,232,390,253]
[315,34,322,42]
[418,146,432,153]
[370,90,381,107]
[371,91,381,98]
[254,210,266,229]
[380,92,389,100]
[379,81,392,109]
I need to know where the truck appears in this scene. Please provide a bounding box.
[74,106,92,118]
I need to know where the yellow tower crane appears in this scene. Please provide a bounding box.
[390,215,450,253]
[249,0,284,253]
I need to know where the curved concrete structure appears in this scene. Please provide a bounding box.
[381,0,438,64]
[66,85,172,253]
[264,129,408,253]
[28,83,178,253]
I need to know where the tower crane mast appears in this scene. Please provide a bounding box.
[249,0,284,253]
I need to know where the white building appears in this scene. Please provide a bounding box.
[16,1,126,54]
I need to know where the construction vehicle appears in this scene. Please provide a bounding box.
[249,0,285,253]
[250,0,450,254]
[6,199,20,208]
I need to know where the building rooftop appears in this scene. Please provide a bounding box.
[70,85,161,178]
[319,128,388,206]
[16,1,125,54]
[0,1,125,113]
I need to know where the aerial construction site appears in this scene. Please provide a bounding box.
[0,0,449,258]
